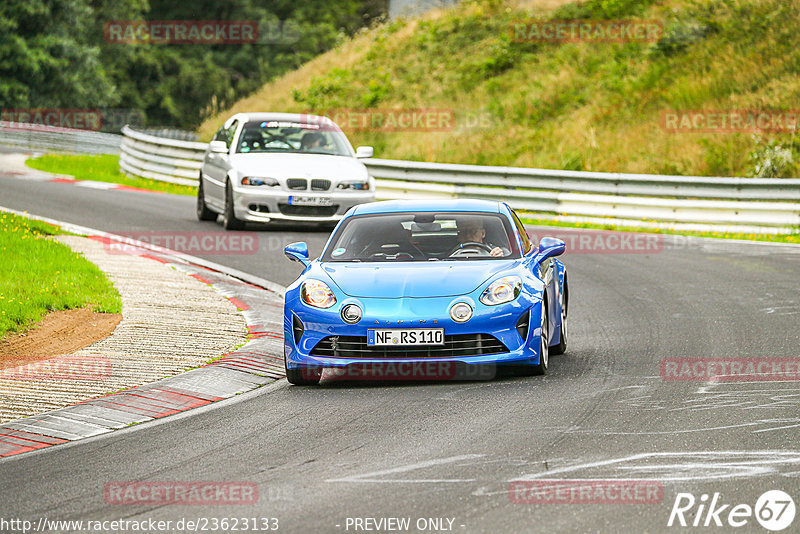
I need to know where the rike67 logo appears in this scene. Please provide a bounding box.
[668,490,795,531]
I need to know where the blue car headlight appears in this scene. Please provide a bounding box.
[480,276,522,306]
[301,279,336,308]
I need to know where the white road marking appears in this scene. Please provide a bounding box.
[74,180,116,189]
[565,418,800,435]
[326,454,485,483]
[4,173,52,181]
[513,451,800,482]
[681,384,800,411]
[760,305,800,315]
[752,421,800,433]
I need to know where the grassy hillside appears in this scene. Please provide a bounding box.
[199,0,800,178]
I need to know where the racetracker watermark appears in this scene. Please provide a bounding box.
[528,229,665,254]
[308,362,496,382]
[509,479,664,504]
[0,356,112,380]
[1,109,103,131]
[104,20,300,45]
[97,108,145,132]
[104,232,259,255]
[660,110,800,133]
[104,482,258,505]
[105,20,255,44]
[308,109,457,132]
[511,19,663,43]
[0,108,143,132]
[0,517,279,533]
[661,358,800,382]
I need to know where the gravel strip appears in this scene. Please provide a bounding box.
[0,236,248,423]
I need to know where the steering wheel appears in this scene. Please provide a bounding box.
[449,242,494,257]
[264,136,294,149]
[368,251,416,261]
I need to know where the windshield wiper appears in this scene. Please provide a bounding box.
[443,257,496,261]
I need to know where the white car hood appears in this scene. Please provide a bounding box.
[229,153,369,182]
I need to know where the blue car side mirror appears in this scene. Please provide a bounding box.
[538,237,566,260]
[285,242,310,266]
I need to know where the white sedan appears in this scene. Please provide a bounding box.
[197,112,376,229]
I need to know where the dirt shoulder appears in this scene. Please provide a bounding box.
[0,308,121,369]
[0,235,248,424]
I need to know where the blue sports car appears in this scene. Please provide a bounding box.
[283,199,568,385]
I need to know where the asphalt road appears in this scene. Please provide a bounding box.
[0,170,329,286]
[2,164,800,533]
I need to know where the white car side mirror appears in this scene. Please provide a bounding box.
[355,146,373,158]
[209,140,228,153]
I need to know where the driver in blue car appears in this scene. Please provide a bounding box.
[457,219,508,257]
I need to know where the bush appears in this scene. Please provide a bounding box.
[748,135,795,178]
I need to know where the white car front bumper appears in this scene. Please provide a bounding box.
[233,188,375,222]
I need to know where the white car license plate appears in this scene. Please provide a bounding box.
[288,195,333,206]
[368,328,444,346]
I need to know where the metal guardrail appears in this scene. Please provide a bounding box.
[111,126,800,233]
[119,126,206,186]
[366,158,800,201]
[368,159,800,232]
[134,128,200,142]
[0,122,121,154]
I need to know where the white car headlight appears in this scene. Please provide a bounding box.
[480,276,522,306]
[336,180,370,190]
[301,279,336,308]
[241,176,278,186]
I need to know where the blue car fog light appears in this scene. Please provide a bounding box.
[341,304,363,324]
[450,302,473,323]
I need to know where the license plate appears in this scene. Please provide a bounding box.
[368,328,445,346]
[288,195,333,206]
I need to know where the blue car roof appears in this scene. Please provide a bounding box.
[350,199,504,216]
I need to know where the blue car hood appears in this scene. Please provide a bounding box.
[320,261,518,298]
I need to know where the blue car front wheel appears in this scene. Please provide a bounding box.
[285,349,321,385]
[530,300,549,375]
[286,365,321,386]
[509,300,549,377]
[550,275,568,356]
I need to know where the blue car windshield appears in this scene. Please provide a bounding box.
[323,212,520,262]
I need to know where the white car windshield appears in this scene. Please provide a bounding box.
[236,120,351,156]
[323,212,520,262]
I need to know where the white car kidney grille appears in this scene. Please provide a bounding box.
[310,179,331,191]
[286,178,307,190]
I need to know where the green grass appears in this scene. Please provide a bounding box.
[519,215,800,245]
[200,0,800,179]
[26,154,196,196]
[0,211,122,339]
[193,0,800,245]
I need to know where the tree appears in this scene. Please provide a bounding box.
[0,0,117,108]
[0,0,387,129]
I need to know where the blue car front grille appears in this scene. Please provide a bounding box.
[310,334,508,359]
